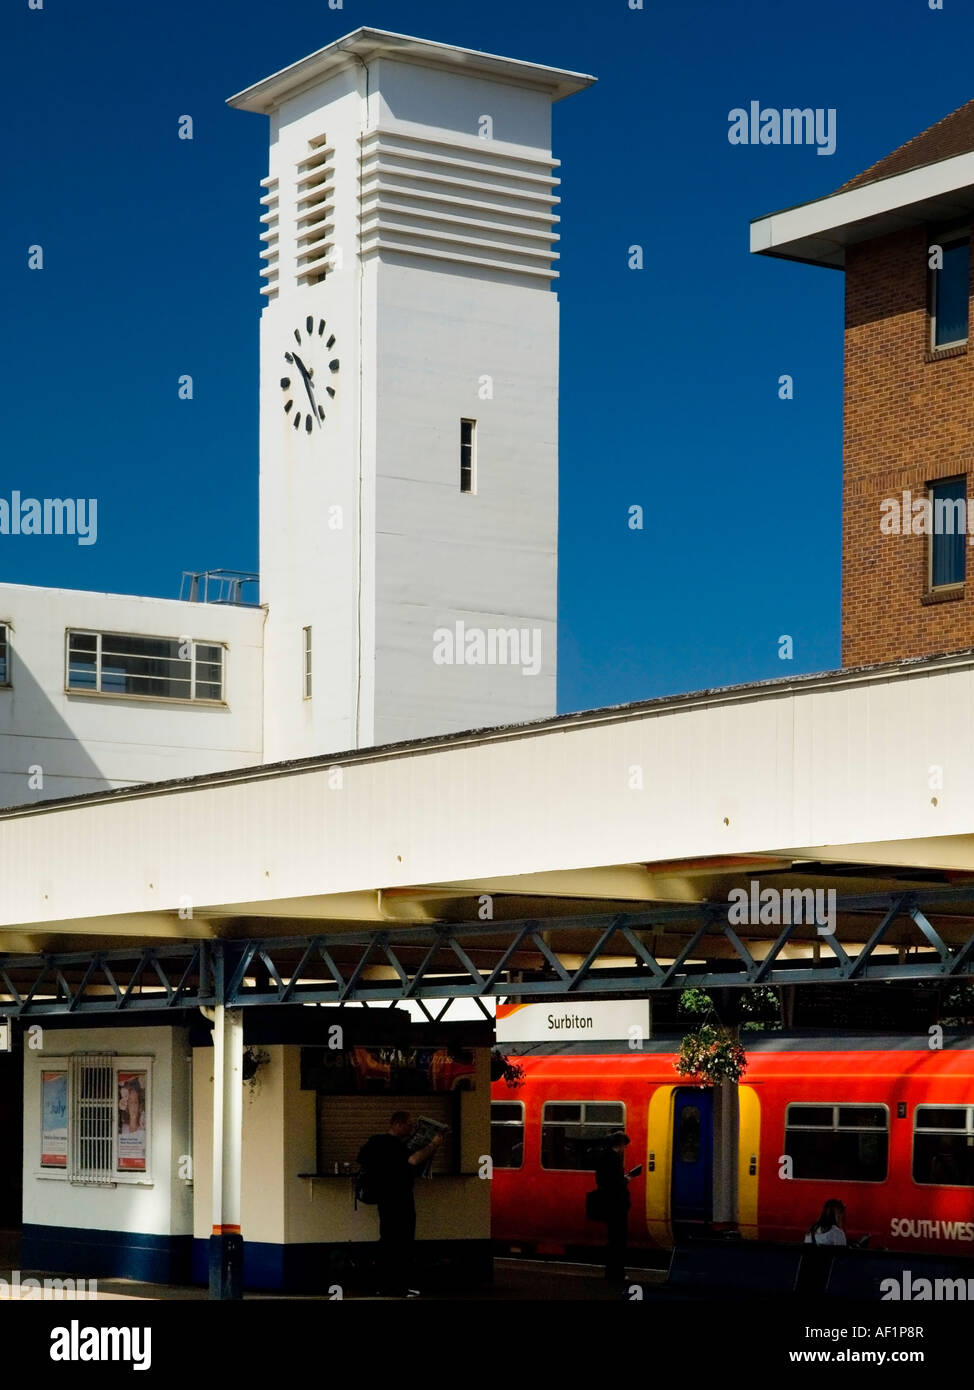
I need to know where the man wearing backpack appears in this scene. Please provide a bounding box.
[357,1111,443,1297]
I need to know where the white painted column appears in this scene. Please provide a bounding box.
[207,1004,244,1298]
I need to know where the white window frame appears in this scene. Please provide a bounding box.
[930,230,970,351]
[64,629,226,705]
[36,1053,154,1187]
[303,625,312,699]
[460,418,477,495]
[783,1100,889,1184]
[927,476,967,592]
[912,1103,974,1189]
[490,1099,525,1170]
[539,1098,627,1172]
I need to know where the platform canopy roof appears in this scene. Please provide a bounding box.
[3,650,974,1007]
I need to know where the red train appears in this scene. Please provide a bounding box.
[489,1034,974,1257]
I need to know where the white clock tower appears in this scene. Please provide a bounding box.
[229,29,594,762]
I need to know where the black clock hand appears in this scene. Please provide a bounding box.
[291,352,321,424]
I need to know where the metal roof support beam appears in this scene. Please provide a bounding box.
[908,908,951,965]
[4,889,974,1013]
[565,917,626,992]
[847,896,909,979]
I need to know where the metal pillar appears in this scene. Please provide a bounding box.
[712,1077,739,1232]
[208,1004,244,1299]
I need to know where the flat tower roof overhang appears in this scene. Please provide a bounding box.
[751,150,974,269]
[227,26,596,114]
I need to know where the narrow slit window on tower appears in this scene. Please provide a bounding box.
[460,419,476,494]
[930,233,970,348]
[303,625,312,699]
[929,476,967,590]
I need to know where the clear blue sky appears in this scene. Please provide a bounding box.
[2,0,966,713]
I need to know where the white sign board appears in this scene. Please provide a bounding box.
[496,999,650,1044]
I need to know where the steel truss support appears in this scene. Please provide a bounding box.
[3,887,974,1015]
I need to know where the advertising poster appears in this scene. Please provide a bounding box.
[117,1070,147,1172]
[40,1071,67,1168]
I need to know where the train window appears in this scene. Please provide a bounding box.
[541,1100,625,1170]
[916,1107,968,1130]
[546,1103,581,1124]
[586,1103,624,1124]
[913,1105,974,1187]
[491,1101,525,1170]
[838,1106,887,1129]
[784,1102,889,1183]
[789,1105,833,1128]
[678,1106,701,1163]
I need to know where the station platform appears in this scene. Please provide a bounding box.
[1,1255,667,1301]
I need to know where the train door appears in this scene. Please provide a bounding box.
[671,1087,713,1239]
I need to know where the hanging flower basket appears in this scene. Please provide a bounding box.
[674,1024,747,1085]
[490,1049,525,1088]
[242,1046,271,1092]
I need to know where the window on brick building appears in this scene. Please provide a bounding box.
[929,477,966,589]
[930,235,970,348]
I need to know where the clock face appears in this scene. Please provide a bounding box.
[280,315,339,435]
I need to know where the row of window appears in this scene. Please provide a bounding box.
[894,234,967,587]
[0,624,322,704]
[0,625,226,704]
[490,1100,974,1187]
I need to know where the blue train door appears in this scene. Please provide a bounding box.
[671,1087,714,1240]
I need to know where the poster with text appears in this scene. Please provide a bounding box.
[117,1070,147,1172]
[41,1071,67,1168]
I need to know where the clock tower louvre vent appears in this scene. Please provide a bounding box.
[295,135,336,287]
[358,127,561,282]
[259,174,280,301]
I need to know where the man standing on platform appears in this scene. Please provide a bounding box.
[594,1130,634,1284]
[358,1111,443,1297]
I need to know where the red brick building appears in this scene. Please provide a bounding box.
[752,101,974,666]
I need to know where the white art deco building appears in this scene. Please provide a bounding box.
[0,29,594,808]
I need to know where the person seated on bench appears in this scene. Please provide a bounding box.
[804,1199,847,1246]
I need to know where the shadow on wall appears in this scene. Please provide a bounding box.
[0,648,123,811]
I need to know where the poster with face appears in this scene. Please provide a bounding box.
[117,1070,147,1172]
[41,1071,68,1167]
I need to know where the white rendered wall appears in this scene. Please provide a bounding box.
[259,54,561,761]
[371,260,558,744]
[259,68,364,763]
[22,1026,192,1240]
[192,1044,490,1251]
[0,584,263,808]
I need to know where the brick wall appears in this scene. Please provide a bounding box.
[842,225,974,665]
